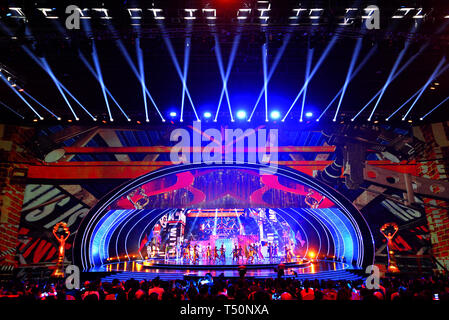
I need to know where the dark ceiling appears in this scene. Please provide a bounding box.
[1,0,449,126]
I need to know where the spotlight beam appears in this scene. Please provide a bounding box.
[111,31,165,121]
[0,100,24,119]
[213,33,235,121]
[56,80,96,120]
[0,75,43,119]
[386,61,449,120]
[22,90,59,119]
[402,58,448,120]
[300,48,314,122]
[23,43,95,120]
[352,43,430,121]
[367,42,411,121]
[91,41,113,121]
[248,32,292,121]
[79,52,130,120]
[263,41,269,122]
[420,95,449,120]
[20,46,79,119]
[159,24,199,121]
[181,34,192,122]
[215,32,241,122]
[318,42,377,121]
[332,38,363,122]
[136,38,149,122]
[282,36,338,122]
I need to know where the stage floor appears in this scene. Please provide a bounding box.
[89,260,364,281]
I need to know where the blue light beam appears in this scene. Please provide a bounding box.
[300,47,314,122]
[332,38,363,122]
[420,95,449,120]
[402,57,448,120]
[0,75,43,119]
[317,44,377,121]
[0,100,24,119]
[91,41,113,121]
[386,60,449,121]
[79,52,130,120]
[213,33,235,122]
[214,32,241,122]
[282,35,339,122]
[22,90,60,119]
[367,42,411,121]
[248,32,292,121]
[159,24,199,121]
[110,28,165,121]
[352,43,430,121]
[263,41,269,122]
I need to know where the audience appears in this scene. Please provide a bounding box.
[1,274,448,301]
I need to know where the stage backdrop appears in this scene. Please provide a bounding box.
[15,123,448,272]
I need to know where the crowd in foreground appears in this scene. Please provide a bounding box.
[1,273,449,301]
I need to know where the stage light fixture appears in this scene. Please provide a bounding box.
[204,111,212,118]
[270,110,281,120]
[170,111,177,117]
[305,112,313,118]
[236,110,247,119]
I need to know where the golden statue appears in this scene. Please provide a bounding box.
[51,222,70,278]
[380,222,400,273]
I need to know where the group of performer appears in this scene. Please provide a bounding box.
[180,243,227,264]
[147,240,296,264]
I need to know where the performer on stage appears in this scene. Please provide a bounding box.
[238,245,244,263]
[213,246,219,262]
[247,244,255,264]
[206,245,212,262]
[219,244,226,263]
[175,243,181,261]
[193,244,199,264]
[146,244,151,259]
[284,245,292,263]
[268,243,273,261]
[183,243,190,262]
[273,243,278,259]
[232,245,239,262]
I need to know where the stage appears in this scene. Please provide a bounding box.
[141,257,309,270]
[87,260,365,282]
